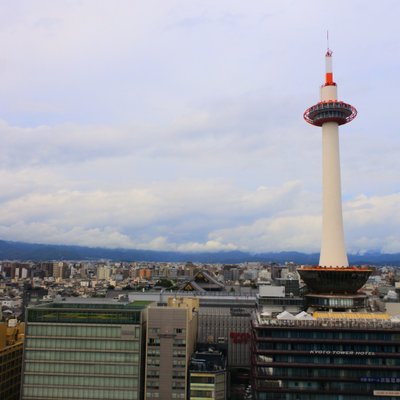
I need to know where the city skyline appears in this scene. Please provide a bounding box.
[0,1,399,254]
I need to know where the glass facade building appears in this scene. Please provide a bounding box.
[21,300,151,400]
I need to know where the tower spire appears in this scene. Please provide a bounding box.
[326,30,330,53]
[325,36,334,86]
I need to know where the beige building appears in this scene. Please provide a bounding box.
[145,297,199,399]
[0,320,25,400]
[52,262,67,279]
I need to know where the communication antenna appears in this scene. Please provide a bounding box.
[327,30,330,51]
[326,30,332,56]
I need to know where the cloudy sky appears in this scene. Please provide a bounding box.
[0,0,399,254]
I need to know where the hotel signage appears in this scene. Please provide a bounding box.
[362,377,400,384]
[309,350,375,356]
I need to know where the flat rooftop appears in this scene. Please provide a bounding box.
[31,297,153,310]
[255,311,400,330]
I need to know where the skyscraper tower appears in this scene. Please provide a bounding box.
[304,48,357,267]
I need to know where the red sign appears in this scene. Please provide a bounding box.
[230,332,250,344]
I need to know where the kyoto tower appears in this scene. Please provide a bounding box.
[304,47,357,268]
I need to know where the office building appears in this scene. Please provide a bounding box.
[21,298,150,400]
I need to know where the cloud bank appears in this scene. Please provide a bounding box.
[0,1,399,254]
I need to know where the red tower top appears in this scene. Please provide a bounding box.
[324,49,335,86]
[304,49,357,126]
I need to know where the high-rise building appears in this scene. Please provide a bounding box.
[250,48,400,400]
[52,262,67,280]
[21,298,151,400]
[0,319,25,400]
[96,265,111,280]
[145,297,199,400]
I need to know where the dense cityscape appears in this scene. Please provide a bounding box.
[1,259,400,399]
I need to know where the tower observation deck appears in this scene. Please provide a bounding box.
[304,50,357,127]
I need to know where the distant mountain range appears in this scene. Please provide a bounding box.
[0,239,399,265]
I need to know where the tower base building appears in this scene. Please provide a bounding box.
[251,311,400,400]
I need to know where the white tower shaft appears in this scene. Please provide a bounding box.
[319,63,349,267]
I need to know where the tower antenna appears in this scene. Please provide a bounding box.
[326,30,332,56]
[327,30,329,51]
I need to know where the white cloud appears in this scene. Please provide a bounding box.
[0,172,398,254]
[0,2,398,254]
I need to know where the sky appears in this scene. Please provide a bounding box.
[0,0,399,254]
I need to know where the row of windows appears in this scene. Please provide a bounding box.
[173,360,186,367]
[28,324,137,338]
[314,111,347,121]
[28,309,141,325]
[146,393,184,399]
[257,330,398,341]
[174,339,186,347]
[147,358,160,367]
[23,386,137,400]
[257,366,400,379]
[282,381,400,392]
[272,355,398,365]
[25,350,139,363]
[257,354,400,365]
[172,382,185,389]
[171,394,185,399]
[146,371,159,378]
[173,350,186,357]
[148,328,185,334]
[257,342,398,353]
[24,374,138,388]
[190,390,214,397]
[26,338,138,351]
[25,362,138,375]
[191,376,215,384]
[148,338,187,347]
[146,393,160,398]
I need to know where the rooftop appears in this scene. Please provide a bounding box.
[255,311,400,330]
[26,298,153,324]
